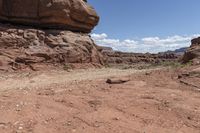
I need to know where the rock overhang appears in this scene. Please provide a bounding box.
[0,0,99,33]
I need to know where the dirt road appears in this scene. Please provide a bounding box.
[0,68,151,91]
[0,68,200,133]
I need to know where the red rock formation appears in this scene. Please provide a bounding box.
[0,0,103,71]
[0,24,104,71]
[182,37,200,65]
[0,0,99,33]
[99,46,178,65]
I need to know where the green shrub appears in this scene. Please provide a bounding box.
[158,61,192,69]
[63,64,73,71]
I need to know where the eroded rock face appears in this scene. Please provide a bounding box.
[0,24,103,71]
[0,0,99,33]
[98,46,178,65]
[182,37,200,65]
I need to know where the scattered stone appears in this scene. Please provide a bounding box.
[106,78,130,84]
[113,117,120,121]
[37,88,55,96]
[18,126,23,130]
[0,122,6,128]
[66,121,72,126]
[83,90,89,94]
[182,73,190,77]
[178,73,190,79]
[88,100,102,108]
[178,75,182,79]
[145,72,152,75]
[187,116,192,120]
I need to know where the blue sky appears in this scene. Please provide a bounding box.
[88,0,200,53]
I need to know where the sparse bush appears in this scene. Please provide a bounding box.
[63,64,73,71]
[104,62,111,68]
[158,61,192,69]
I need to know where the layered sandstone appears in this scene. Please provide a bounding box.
[182,37,200,65]
[0,24,103,71]
[0,0,104,71]
[0,0,99,33]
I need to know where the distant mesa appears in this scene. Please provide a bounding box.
[159,47,188,56]
[174,47,188,55]
[0,0,99,33]
[100,46,179,65]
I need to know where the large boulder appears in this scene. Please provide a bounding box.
[182,37,200,64]
[0,24,104,71]
[0,0,99,33]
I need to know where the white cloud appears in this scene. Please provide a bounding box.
[91,33,200,53]
[91,33,138,51]
[91,33,107,40]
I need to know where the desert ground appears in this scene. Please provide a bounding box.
[0,0,200,133]
[0,66,200,133]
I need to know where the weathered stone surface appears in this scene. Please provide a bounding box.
[0,24,103,71]
[182,37,200,65]
[0,0,99,33]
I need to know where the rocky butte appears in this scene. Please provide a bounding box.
[0,0,103,71]
[182,37,200,65]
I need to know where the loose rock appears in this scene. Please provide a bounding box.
[106,77,130,84]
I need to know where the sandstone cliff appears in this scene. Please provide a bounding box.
[0,24,103,71]
[0,0,103,71]
[182,37,200,65]
[0,0,99,33]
